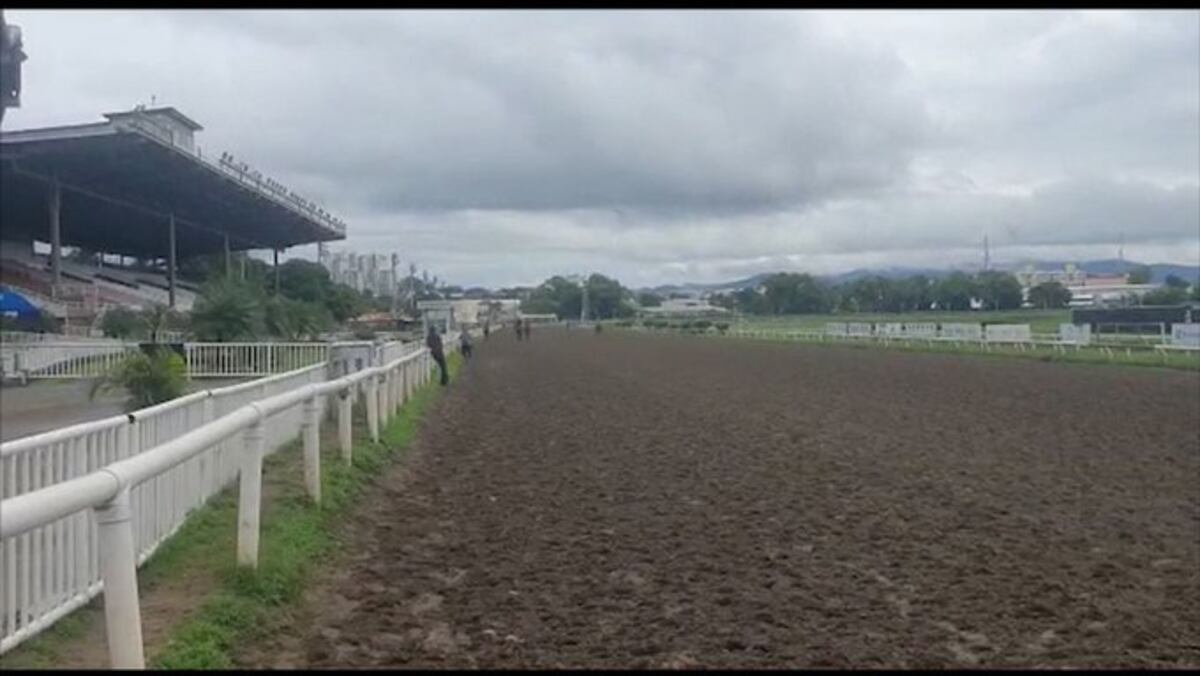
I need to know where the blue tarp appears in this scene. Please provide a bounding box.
[0,287,42,319]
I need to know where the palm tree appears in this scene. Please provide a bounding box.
[190,277,263,342]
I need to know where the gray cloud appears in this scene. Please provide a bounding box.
[4,10,1198,287]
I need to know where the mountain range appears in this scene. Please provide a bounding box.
[645,259,1200,296]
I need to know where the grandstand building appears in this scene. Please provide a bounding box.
[1,105,347,326]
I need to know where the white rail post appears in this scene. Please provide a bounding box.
[366,376,380,442]
[338,387,353,464]
[302,393,321,505]
[95,488,146,669]
[237,416,265,568]
[378,372,391,427]
[404,361,412,402]
[393,365,403,412]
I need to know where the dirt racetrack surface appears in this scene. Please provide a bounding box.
[242,329,1200,669]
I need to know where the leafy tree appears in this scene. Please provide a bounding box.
[897,275,934,312]
[976,271,1024,311]
[637,291,663,307]
[759,273,831,315]
[1027,280,1073,309]
[142,304,187,342]
[933,272,977,311]
[90,347,187,411]
[732,287,768,314]
[276,259,333,303]
[177,252,231,284]
[1164,274,1191,290]
[585,273,635,319]
[265,297,333,341]
[326,284,367,323]
[191,277,263,341]
[1141,286,1189,306]
[522,276,582,318]
[1127,265,1153,284]
[843,276,889,313]
[100,307,146,339]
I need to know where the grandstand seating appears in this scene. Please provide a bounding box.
[0,254,197,316]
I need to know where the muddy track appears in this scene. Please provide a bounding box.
[241,329,1200,669]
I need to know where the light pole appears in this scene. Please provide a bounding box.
[566,273,589,323]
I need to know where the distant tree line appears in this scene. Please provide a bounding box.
[521,274,638,320]
[706,271,1029,315]
[517,268,1200,322]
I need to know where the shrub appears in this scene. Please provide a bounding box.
[715,322,730,334]
[90,346,188,411]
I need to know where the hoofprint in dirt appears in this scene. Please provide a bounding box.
[239,329,1200,669]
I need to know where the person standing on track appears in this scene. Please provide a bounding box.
[514,319,523,341]
[426,325,449,386]
[483,321,490,340]
[460,329,473,360]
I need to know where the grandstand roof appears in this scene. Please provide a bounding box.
[0,109,346,258]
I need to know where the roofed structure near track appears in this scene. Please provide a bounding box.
[1,105,346,257]
[1,105,348,309]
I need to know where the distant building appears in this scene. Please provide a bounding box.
[1015,264,1162,308]
[639,298,730,318]
[1015,263,1087,289]
[319,248,398,298]
[1066,276,1161,308]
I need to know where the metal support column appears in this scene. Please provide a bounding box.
[168,213,177,308]
[49,178,62,295]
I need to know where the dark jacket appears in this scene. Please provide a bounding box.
[426,329,445,359]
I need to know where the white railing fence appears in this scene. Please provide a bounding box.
[0,342,141,381]
[631,319,1200,356]
[183,342,331,378]
[0,346,437,665]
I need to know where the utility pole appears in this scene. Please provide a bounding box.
[1118,231,1125,277]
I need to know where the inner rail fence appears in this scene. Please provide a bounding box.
[0,333,482,664]
[2,341,339,382]
[628,320,1200,355]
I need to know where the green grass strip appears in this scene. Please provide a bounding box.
[153,353,461,669]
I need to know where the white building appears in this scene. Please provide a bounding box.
[639,298,730,317]
[319,248,399,297]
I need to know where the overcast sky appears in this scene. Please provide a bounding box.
[5,9,1199,288]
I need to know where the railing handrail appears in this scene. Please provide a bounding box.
[0,361,329,456]
[0,348,426,541]
[185,340,330,345]
[200,361,328,398]
[0,340,134,348]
